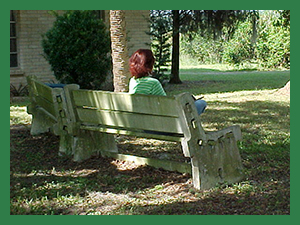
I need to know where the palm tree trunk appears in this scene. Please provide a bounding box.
[110,10,130,92]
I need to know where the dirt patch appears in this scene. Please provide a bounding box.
[276,81,290,96]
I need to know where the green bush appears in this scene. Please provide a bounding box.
[180,11,290,69]
[255,12,290,68]
[42,10,111,89]
[181,34,223,64]
[222,20,255,65]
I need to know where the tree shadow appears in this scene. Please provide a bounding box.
[122,186,290,215]
[10,126,190,201]
[201,99,290,182]
[202,99,289,132]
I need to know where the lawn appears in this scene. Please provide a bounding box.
[10,67,290,215]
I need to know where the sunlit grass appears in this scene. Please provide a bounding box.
[166,70,290,96]
[10,106,32,126]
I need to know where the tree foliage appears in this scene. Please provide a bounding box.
[148,10,256,82]
[148,10,172,81]
[255,10,290,68]
[42,10,111,89]
[181,10,290,69]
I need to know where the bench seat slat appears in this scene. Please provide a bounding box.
[80,124,184,142]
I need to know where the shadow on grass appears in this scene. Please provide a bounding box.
[121,185,290,215]
[10,99,290,215]
[10,127,189,199]
[202,99,290,182]
[202,100,289,132]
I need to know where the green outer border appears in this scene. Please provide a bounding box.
[4,1,296,223]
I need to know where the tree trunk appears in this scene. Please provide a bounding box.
[110,10,130,92]
[169,10,182,84]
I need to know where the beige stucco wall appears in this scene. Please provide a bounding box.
[124,10,150,55]
[10,10,64,86]
[10,10,150,88]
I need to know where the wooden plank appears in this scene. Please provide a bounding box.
[36,107,57,122]
[32,80,54,103]
[206,125,242,141]
[35,95,57,117]
[76,108,183,134]
[102,152,192,174]
[72,90,179,117]
[80,124,184,142]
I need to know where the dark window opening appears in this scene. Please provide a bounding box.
[10,10,18,68]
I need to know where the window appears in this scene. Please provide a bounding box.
[10,10,18,68]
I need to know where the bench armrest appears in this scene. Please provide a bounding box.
[206,125,242,141]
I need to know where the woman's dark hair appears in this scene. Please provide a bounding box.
[129,49,155,78]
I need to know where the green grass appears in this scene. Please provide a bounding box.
[10,66,290,215]
[165,70,290,96]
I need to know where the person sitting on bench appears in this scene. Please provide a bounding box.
[128,49,207,115]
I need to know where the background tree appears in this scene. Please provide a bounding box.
[181,10,290,70]
[149,10,254,84]
[148,10,172,82]
[42,10,111,89]
[255,10,290,69]
[110,10,130,92]
[170,10,181,84]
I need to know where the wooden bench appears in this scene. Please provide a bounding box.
[26,75,76,154]
[27,75,244,190]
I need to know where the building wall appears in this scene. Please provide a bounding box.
[10,10,64,87]
[124,10,150,56]
[10,10,150,88]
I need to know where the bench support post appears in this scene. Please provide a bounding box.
[71,130,118,162]
[176,93,244,190]
[191,131,244,190]
[29,109,55,135]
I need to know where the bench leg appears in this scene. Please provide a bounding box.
[30,112,54,135]
[191,135,244,190]
[71,130,118,162]
[58,132,74,156]
[217,134,244,184]
[191,158,201,189]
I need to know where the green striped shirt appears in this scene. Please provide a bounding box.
[129,77,166,96]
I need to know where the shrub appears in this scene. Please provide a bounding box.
[180,11,290,69]
[42,10,111,89]
[181,33,223,64]
[255,11,290,69]
[10,84,28,97]
[222,20,255,65]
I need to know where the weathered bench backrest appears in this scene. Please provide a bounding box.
[27,75,69,136]
[27,76,58,120]
[71,89,186,139]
